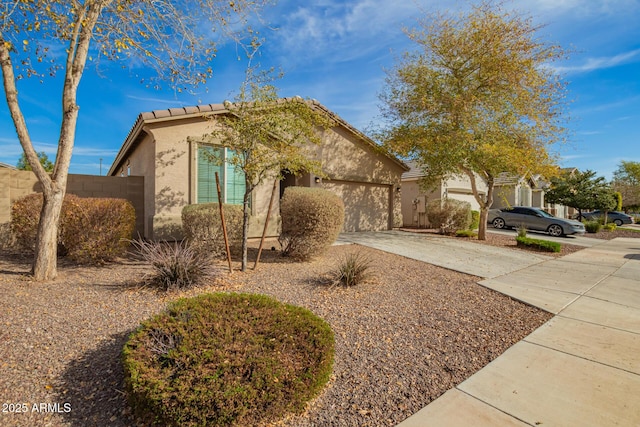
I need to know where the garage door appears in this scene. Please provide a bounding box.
[448,192,481,211]
[322,181,391,232]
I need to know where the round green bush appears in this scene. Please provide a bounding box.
[584,221,602,233]
[123,293,334,427]
[426,198,472,234]
[181,203,244,257]
[279,187,345,261]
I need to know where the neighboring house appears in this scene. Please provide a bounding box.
[491,172,572,218]
[401,161,488,227]
[108,100,409,240]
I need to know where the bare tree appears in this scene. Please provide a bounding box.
[1,0,268,280]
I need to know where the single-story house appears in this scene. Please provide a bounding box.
[401,161,488,227]
[108,99,409,239]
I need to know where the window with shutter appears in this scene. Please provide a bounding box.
[197,145,246,205]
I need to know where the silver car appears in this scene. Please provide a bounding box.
[488,206,586,237]
[580,210,634,226]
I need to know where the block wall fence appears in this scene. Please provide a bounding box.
[0,168,145,237]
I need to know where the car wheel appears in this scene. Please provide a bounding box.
[492,218,506,229]
[547,224,563,237]
[614,219,623,226]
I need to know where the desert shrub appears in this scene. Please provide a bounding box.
[603,223,617,232]
[0,222,15,250]
[279,187,344,261]
[11,193,135,262]
[516,224,528,238]
[11,193,48,251]
[182,203,243,257]
[62,197,135,263]
[455,229,477,238]
[123,293,334,427]
[333,251,374,286]
[516,236,561,253]
[470,210,480,230]
[426,198,472,234]
[585,221,602,233]
[130,239,220,291]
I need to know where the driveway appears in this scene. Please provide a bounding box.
[337,230,551,279]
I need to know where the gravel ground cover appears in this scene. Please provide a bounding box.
[1,240,556,427]
[585,228,640,240]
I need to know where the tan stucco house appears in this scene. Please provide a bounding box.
[108,100,409,239]
[401,161,488,227]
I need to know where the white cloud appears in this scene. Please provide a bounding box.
[516,0,640,18]
[552,49,640,74]
[267,0,437,65]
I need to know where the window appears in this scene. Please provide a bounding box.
[197,146,246,205]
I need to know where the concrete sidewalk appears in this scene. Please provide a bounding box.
[397,237,640,427]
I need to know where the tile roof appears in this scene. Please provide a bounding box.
[401,160,426,180]
[110,99,409,175]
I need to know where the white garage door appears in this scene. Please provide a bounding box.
[448,192,481,211]
[322,181,391,232]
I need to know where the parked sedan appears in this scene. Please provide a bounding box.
[488,206,586,237]
[580,210,634,226]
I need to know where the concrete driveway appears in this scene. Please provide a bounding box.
[337,230,551,279]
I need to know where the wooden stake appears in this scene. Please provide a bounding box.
[254,178,278,270]
[215,172,233,273]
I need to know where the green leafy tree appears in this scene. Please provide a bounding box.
[612,160,640,210]
[379,1,567,240]
[1,0,267,280]
[201,71,334,271]
[16,151,54,172]
[545,169,616,218]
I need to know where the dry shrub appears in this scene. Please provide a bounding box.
[182,203,243,257]
[426,198,472,234]
[11,193,135,263]
[0,222,15,250]
[62,197,135,263]
[10,193,44,251]
[333,251,374,287]
[279,187,345,261]
[123,293,334,426]
[130,239,219,291]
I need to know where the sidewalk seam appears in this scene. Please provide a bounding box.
[454,388,537,427]
[521,337,640,377]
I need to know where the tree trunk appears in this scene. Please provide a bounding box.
[478,207,489,240]
[477,180,495,241]
[241,189,251,272]
[32,188,64,280]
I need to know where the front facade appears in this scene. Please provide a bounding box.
[491,173,572,218]
[401,161,488,227]
[108,100,408,239]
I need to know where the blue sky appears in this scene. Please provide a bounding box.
[1,0,639,180]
